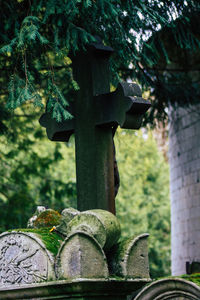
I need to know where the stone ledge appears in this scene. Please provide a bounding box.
[0,278,151,300]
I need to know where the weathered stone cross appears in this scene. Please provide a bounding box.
[40,40,150,214]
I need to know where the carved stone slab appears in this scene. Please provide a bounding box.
[0,232,55,286]
[108,233,150,279]
[55,231,109,280]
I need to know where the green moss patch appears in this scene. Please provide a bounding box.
[9,228,64,256]
[157,273,200,287]
[179,273,200,287]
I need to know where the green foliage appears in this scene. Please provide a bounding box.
[46,79,73,122]
[115,129,170,278]
[0,1,200,123]
[0,106,77,233]
[7,74,42,110]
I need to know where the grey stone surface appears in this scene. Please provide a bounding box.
[108,234,150,279]
[169,106,200,275]
[66,209,121,250]
[132,278,200,300]
[55,231,109,279]
[56,208,80,236]
[0,232,55,286]
[61,208,80,219]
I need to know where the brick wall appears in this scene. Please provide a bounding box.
[169,106,200,275]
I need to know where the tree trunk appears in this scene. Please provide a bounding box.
[169,105,200,275]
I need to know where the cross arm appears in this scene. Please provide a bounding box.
[95,81,151,129]
[39,81,151,142]
[39,112,74,142]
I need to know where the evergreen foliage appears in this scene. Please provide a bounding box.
[0,1,200,124]
[0,106,77,232]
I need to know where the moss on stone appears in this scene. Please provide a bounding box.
[9,228,64,256]
[67,209,121,250]
[34,209,61,228]
[108,275,126,281]
[157,273,200,287]
[179,273,200,287]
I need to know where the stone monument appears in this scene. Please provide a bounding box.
[0,207,151,299]
[0,39,199,299]
[39,39,151,214]
[0,207,199,299]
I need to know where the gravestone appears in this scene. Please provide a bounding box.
[0,208,152,299]
[0,231,55,287]
[40,39,151,214]
[0,209,199,299]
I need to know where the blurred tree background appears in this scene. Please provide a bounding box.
[115,129,170,278]
[0,106,77,230]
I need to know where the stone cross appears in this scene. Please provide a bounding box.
[40,41,150,214]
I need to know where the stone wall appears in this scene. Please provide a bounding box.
[169,105,200,275]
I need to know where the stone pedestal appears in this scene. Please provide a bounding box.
[0,278,151,299]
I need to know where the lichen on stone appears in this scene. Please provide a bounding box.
[66,209,121,250]
[34,209,61,229]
